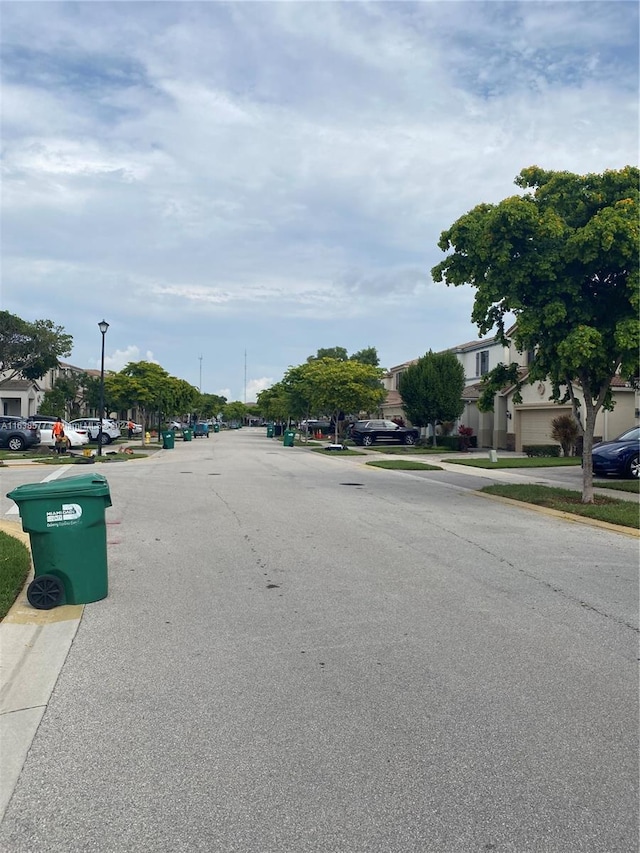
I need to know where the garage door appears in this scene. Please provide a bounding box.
[517,407,572,451]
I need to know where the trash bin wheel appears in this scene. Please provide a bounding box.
[27,574,65,610]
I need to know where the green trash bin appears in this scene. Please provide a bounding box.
[7,474,112,609]
[213,423,220,433]
[162,430,175,449]
[266,424,274,438]
[283,429,296,447]
[183,428,193,442]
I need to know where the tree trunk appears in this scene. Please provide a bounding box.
[581,399,596,504]
[431,420,437,447]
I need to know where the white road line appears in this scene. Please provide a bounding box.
[5,466,69,515]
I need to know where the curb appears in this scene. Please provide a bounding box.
[0,520,83,822]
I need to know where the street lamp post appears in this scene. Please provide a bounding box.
[97,320,109,457]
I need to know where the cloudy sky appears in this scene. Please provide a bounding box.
[1,1,637,402]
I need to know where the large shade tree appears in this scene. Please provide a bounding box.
[432,165,639,502]
[302,358,386,443]
[256,384,290,423]
[398,351,465,446]
[0,311,72,385]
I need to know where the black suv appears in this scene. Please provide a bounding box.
[0,420,41,451]
[350,419,420,447]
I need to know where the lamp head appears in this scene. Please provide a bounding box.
[98,320,109,335]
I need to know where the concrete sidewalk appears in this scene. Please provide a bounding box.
[0,521,83,821]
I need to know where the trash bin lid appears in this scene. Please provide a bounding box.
[7,473,111,503]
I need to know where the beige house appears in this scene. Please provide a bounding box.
[0,379,43,418]
[0,361,105,420]
[382,333,638,451]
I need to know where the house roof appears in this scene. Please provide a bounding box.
[447,335,499,353]
[0,379,42,392]
[461,382,483,401]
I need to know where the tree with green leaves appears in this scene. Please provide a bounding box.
[398,351,465,446]
[197,393,228,420]
[0,311,73,385]
[307,347,349,363]
[303,358,386,443]
[223,401,248,425]
[256,384,290,423]
[432,165,639,502]
[38,373,86,419]
[113,362,174,440]
[350,346,380,367]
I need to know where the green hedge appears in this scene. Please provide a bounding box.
[523,444,561,457]
[426,435,478,451]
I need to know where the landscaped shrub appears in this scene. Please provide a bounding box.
[458,424,474,451]
[551,414,580,456]
[523,444,561,457]
[427,434,478,450]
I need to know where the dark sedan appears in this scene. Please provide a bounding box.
[350,419,420,447]
[0,420,41,451]
[592,426,640,479]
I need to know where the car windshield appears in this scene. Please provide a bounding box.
[616,427,640,441]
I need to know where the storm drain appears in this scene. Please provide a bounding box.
[340,482,364,487]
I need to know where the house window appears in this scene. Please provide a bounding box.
[394,371,404,390]
[475,350,489,376]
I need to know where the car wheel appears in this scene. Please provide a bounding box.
[362,435,374,446]
[99,433,110,445]
[404,434,416,446]
[627,454,639,479]
[8,436,25,451]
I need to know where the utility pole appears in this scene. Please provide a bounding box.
[198,354,203,392]
[244,349,247,404]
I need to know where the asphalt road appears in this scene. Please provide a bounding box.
[1,431,638,852]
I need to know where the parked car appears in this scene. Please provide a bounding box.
[591,426,640,479]
[0,420,41,451]
[31,419,89,449]
[300,420,333,435]
[69,418,121,445]
[350,419,420,447]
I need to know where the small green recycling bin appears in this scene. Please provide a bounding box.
[283,429,296,447]
[213,423,220,433]
[266,424,274,438]
[162,430,175,449]
[183,428,193,441]
[7,474,112,609]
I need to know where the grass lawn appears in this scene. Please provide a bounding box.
[594,479,639,494]
[0,531,31,620]
[446,457,582,469]
[482,484,639,529]
[366,459,442,471]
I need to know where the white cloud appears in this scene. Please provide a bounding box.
[246,377,274,402]
[1,1,637,394]
[103,346,158,372]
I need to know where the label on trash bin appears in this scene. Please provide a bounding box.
[46,503,83,527]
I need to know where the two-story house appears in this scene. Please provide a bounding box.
[382,331,637,451]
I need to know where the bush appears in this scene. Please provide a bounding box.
[523,444,561,457]
[426,434,478,451]
[551,414,580,456]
